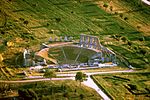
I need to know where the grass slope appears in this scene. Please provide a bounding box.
[48,46,96,64]
[0,0,149,68]
[0,80,102,100]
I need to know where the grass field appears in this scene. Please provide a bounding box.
[92,72,150,100]
[0,0,149,68]
[48,46,96,64]
[0,80,102,100]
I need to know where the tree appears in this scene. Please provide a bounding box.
[110,6,113,11]
[43,70,56,79]
[128,84,137,90]
[18,89,30,99]
[75,72,86,86]
[119,13,123,18]
[80,94,84,99]
[127,41,132,46]
[103,3,109,10]
[121,36,127,42]
[23,20,29,26]
[63,92,69,98]
[27,89,38,100]
[124,17,128,21]
[140,49,147,55]
[18,89,38,100]
[0,83,10,94]
[55,18,61,23]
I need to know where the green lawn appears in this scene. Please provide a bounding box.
[92,72,150,100]
[48,46,96,64]
[0,0,149,68]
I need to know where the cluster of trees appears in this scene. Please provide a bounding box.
[75,72,87,85]
[0,83,11,94]
[18,89,38,100]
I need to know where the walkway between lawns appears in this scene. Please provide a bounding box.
[83,76,110,100]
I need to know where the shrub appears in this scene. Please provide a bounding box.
[18,89,38,100]
[80,94,84,99]
[75,72,84,82]
[121,36,127,42]
[23,20,29,25]
[27,89,38,100]
[63,92,69,98]
[124,17,128,21]
[103,3,109,8]
[0,83,10,94]
[43,70,56,78]
[127,41,132,46]
[18,89,31,99]
[19,18,24,21]
[110,6,113,11]
[138,37,145,41]
[137,25,141,29]
[0,45,6,53]
[1,31,5,35]
[55,18,61,23]
[140,49,147,55]
[119,13,123,18]
[115,12,118,15]
[128,84,137,90]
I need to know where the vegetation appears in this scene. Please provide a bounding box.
[0,80,102,99]
[92,72,150,100]
[43,70,56,79]
[18,89,38,100]
[48,46,96,64]
[0,0,149,99]
[0,0,149,69]
[75,72,86,85]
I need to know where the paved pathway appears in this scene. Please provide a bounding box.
[57,70,134,77]
[83,76,110,100]
[57,70,134,100]
[142,0,150,5]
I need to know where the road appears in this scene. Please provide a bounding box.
[142,0,150,5]
[57,69,134,77]
[83,76,111,100]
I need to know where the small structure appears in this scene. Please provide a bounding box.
[79,34,101,49]
[29,65,45,72]
[49,37,53,42]
[23,48,32,67]
[64,36,68,42]
[68,36,73,42]
[60,36,63,41]
[79,34,117,66]
[34,55,47,66]
[54,37,58,42]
